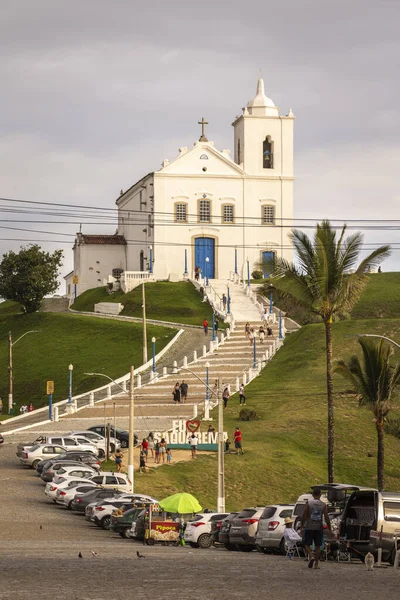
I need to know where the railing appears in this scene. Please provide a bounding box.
[120,271,155,292]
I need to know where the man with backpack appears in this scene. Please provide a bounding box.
[301,487,333,569]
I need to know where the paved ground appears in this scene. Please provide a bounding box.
[1,442,399,600]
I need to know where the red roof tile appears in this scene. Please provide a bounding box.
[80,235,126,245]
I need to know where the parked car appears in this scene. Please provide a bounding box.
[87,472,132,492]
[219,512,239,550]
[229,507,265,551]
[68,430,121,456]
[40,461,93,482]
[93,495,156,530]
[45,477,96,501]
[87,425,137,449]
[70,488,119,513]
[210,514,232,546]
[55,483,99,509]
[19,444,67,469]
[36,452,101,475]
[52,466,98,484]
[184,513,229,548]
[254,505,294,554]
[110,507,144,538]
[17,436,98,457]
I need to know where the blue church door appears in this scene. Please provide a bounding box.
[195,238,215,279]
[262,251,275,278]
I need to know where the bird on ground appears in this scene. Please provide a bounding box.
[78,552,83,558]
[91,551,99,557]
[137,551,145,559]
[39,525,42,530]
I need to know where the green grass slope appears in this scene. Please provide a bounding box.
[130,318,400,509]
[71,282,216,326]
[0,305,175,411]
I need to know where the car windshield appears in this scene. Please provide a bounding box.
[28,444,41,451]
[237,509,257,519]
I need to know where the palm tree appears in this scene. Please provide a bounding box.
[334,338,400,490]
[265,221,390,482]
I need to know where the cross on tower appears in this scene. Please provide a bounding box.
[198,117,209,142]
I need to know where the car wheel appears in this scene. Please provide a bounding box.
[98,449,105,458]
[102,516,111,530]
[122,528,132,539]
[68,501,73,510]
[197,534,212,549]
[189,542,198,548]
[255,544,268,554]
[120,440,128,448]
[224,543,237,551]
[32,460,41,469]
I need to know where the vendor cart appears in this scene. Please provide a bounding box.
[144,504,180,545]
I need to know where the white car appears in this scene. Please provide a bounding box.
[55,482,99,508]
[53,466,98,485]
[69,431,121,456]
[45,477,96,500]
[184,513,229,548]
[87,472,132,492]
[46,436,99,455]
[19,444,67,469]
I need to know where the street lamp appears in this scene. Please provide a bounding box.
[247,257,250,287]
[85,367,135,492]
[142,282,148,365]
[211,313,216,342]
[8,329,40,414]
[149,246,153,274]
[184,249,188,276]
[205,257,209,286]
[152,337,156,374]
[68,364,73,404]
[234,246,238,275]
[253,334,257,368]
[355,334,400,349]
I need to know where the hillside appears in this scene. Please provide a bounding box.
[71,281,216,326]
[129,317,400,509]
[0,305,176,413]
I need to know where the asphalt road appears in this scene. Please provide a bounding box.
[1,442,399,600]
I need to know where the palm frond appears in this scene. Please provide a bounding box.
[355,245,391,274]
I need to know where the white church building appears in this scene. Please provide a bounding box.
[65,78,294,300]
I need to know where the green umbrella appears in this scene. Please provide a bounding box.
[159,492,202,514]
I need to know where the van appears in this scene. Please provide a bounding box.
[339,489,400,563]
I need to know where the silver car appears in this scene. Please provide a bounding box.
[55,482,98,508]
[19,444,67,469]
[255,504,294,554]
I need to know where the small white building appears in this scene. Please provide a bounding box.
[66,78,294,300]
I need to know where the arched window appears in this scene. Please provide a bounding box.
[140,251,144,271]
[263,137,273,169]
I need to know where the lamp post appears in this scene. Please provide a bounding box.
[212,313,216,342]
[355,334,400,349]
[151,337,156,374]
[8,329,40,414]
[85,368,135,492]
[227,284,231,315]
[234,247,238,275]
[68,364,73,404]
[247,257,250,287]
[205,361,210,404]
[269,290,273,314]
[279,311,283,340]
[184,249,188,276]
[205,256,209,286]
[253,334,257,368]
[149,246,153,274]
[142,282,148,364]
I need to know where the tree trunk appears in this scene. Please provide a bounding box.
[325,320,335,483]
[376,420,385,491]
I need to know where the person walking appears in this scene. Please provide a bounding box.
[172,382,181,404]
[158,438,167,464]
[259,325,265,344]
[244,322,250,338]
[139,448,146,473]
[188,432,198,459]
[203,318,209,335]
[301,487,333,569]
[262,309,269,324]
[223,386,230,408]
[194,265,200,281]
[180,380,188,403]
[154,440,160,464]
[214,317,219,333]
[147,432,155,459]
[114,449,123,473]
[222,293,227,311]
[239,384,246,405]
[267,326,273,337]
[249,327,255,346]
[234,427,244,455]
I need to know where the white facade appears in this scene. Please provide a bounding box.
[68,78,294,295]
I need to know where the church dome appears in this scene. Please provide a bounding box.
[246,78,279,116]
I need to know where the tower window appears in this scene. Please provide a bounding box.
[222,204,235,223]
[261,205,275,225]
[175,203,188,222]
[237,139,241,164]
[263,138,273,169]
[198,199,211,223]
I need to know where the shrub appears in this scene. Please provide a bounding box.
[252,270,263,280]
[239,408,258,421]
[384,417,400,438]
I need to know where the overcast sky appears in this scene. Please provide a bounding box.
[0,0,399,284]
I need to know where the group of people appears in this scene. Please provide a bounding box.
[172,381,188,404]
[244,322,273,345]
[142,433,172,466]
[202,316,219,335]
[19,403,34,414]
[224,427,244,455]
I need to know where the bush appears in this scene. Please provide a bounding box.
[384,417,400,438]
[239,408,258,421]
[252,270,263,280]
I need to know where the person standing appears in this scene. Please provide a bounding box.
[154,440,160,464]
[188,432,198,459]
[158,438,167,464]
[203,318,209,335]
[222,293,227,311]
[141,438,149,458]
[139,448,146,473]
[244,322,250,338]
[259,325,265,344]
[239,384,246,406]
[147,432,155,459]
[194,265,200,281]
[172,382,181,404]
[249,327,255,346]
[262,309,269,325]
[28,403,34,412]
[114,449,123,473]
[234,427,244,455]
[222,386,230,408]
[214,317,219,334]
[180,380,188,403]
[167,448,172,464]
[301,487,333,569]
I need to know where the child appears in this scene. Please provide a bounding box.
[225,438,231,454]
[167,448,172,464]
[139,449,146,473]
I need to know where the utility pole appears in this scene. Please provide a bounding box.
[8,331,13,414]
[128,365,135,492]
[217,377,225,512]
[142,282,148,364]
